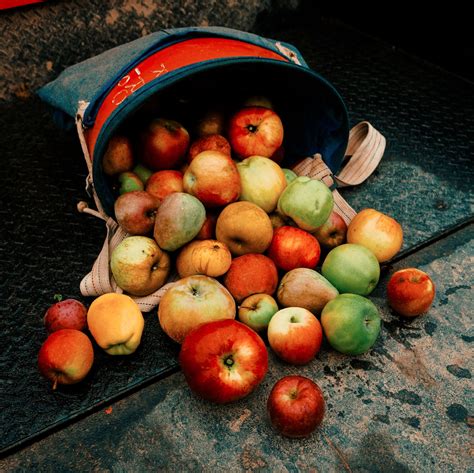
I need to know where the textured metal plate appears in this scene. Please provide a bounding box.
[1,20,473,455]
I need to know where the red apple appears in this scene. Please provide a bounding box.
[312,210,347,250]
[267,226,321,271]
[179,319,268,403]
[139,118,190,170]
[267,307,323,365]
[44,297,87,333]
[267,375,325,437]
[114,190,160,235]
[228,107,284,159]
[195,212,218,240]
[183,150,241,207]
[38,329,94,389]
[387,268,436,317]
[145,170,184,204]
[187,134,231,162]
[224,253,279,303]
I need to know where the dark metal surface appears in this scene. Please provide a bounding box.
[1,19,473,455]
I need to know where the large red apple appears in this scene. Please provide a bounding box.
[267,226,321,271]
[179,319,268,403]
[387,268,435,317]
[228,107,284,159]
[145,170,183,204]
[44,298,87,333]
[312,210,347,250]
[38,329,94,389]
[114,190,160,235]
[183,150,241,207]
[267,307,323,365]
[267,375,325,437]
[139,118,190,170]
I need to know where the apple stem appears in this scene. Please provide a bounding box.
[52,379,58,391]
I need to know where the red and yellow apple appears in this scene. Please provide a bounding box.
[224,253,279,303]
[187,134,231,162]
[38,329,94,389]
[236,156,287,213]
[114,190,159,235]
[183,150,241,207]
[387,268,435,317]
[312,210,347,250]
[228,107,284,159]
[179,319,268,403]
[267,307,323,365]
[267,376,325,438]
[145,170,183,204]
[238,293,279,332]
[347,208,403,262]
[267,226,321,271]
[158,275,236,343]
[216,201,273,255]
[44,298,87,333]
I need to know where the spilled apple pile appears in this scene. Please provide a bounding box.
[38,98,436,438]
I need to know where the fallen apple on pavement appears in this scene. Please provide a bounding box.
[44,297,87,333]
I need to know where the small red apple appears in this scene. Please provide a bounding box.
[267,226,321,271]
[267,307,323,365]
[139,118,190,170]
[312,210,347,250]
[267,375,325,438]
[179,319,268,403]
[228,107,284,159]
[195,212,218,240]
[387,268,435,317]
[187,134,231,162]
[38,329,94,390]
[114,190,160,235]
[102,135,134,176]
[44,297,87,333]
[145,170,184,204]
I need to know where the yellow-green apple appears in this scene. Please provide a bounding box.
[154,192,206,251]
[111,236,170,296]
[228,107,284,159]
[114,190,159,235]
[118,171,144,194]
[158,275,236,343]
[224,253,278,303]
[183,150,241,207]
[187,134,231,162]
[322,243,380,296]
[277,176,334,231]
[267,376,325,438]
[267,307,323,365]
[282,168,297,185]
[277,268,339,314]
[38,329,94,389]
[387,268,435,317]
[216,201,273,255]
[179,319,268,403]
[133,163,153,185]
[195,212,218,240]
[195,109,226,137]
[321,294,381,355]
[102,135,134,176]
[267,226,321,271]
[236,156,287,213]
[176,239,232,278]
[238,293,279,332]
[243,95,273,109]
[347,208,403,262]
[44,297,87,333]
[139,118,190,170]
[87,293,144,355]
[145,170,183,204]
[312,210,347,250]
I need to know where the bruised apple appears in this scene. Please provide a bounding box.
[180,319,268,403]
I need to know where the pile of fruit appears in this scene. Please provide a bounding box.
[38,97,436,438]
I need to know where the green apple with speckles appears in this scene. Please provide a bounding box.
[321,294,381,355]
[321,243,380,296]
[277,176,333,231]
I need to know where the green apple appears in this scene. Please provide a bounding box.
[237,156,287,213]
[321,243,380,295]
[277,176,333,231]
[281,168,297,185]
[133,164,153,185]
[118,171,144,194]
[238,293,279,332]
[321,294,381,355]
